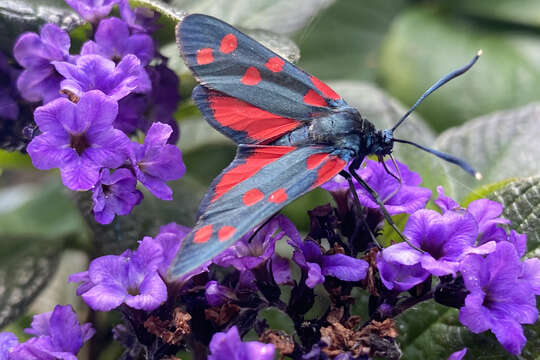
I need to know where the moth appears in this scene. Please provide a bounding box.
[169,13,480,278]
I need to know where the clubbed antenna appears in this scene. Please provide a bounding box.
[392,50,482,132]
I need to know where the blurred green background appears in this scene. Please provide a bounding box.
[0,0,539,359]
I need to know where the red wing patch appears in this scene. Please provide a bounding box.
[220,33,237,54]
[212,146,296,202]
[242,188,264,206]
[265,57,284,72]
[311,155,347,188]
[241,67,262,85]
[218,226,236,242]
[310,76,341,101]
[194,224,213,243]
[268,188,288,203]
[208,90,301,143]
[304,89,327,107]
[196,48,213,65]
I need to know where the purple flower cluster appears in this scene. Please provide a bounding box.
[0,305,94,360]
[14,0,185,224]
[373,186,538,355]
[322,159,538,356]
[208,326,275,360]
[69,222,190,311]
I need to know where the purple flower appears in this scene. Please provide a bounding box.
[129,122,185,200]
[205,281,237,307]
[139,63,181,143]
[272,254,293,285]
[467,198,510,244]
[376,254,430,291]
[448,348,467,360]
[286,217,368,288]
[91,168,143,224]
[26,90,130,191]
[115,63,180,141]
[322,159,431,215]
[9,305,94,360]
[208,326,275,360]
[382,209,495,277]
[508,230,527,257]
[459,241,538,355]
[434,186,460,213]
[115,94,147,133]
[53,54,151,101]
[436,187,512,246]
[65,0,120,23]
[0,332,18,360]
[119,0,160,34]
[213,215,287,271]
[152,222,191,277]
[520,257,540,295]
[13,24,72,103]
[69,237,167,311]
[81,17,154,66]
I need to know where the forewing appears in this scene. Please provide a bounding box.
[168,145,352,279]
[177,13,347,121]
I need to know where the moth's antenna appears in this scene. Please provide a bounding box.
[391,50,482,132]
[393,138,482,180]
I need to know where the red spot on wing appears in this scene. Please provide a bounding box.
[212,146,295,202]
[268,188,288,203]
[241,67,261,85]
[194,224,213,243]
[220,33,237,54]
[306,153,328,170]
[218,226,236,242]
[243,188,264,206]
[312,155,347,188]
[265,57,284,72]
[208,91,301,143]
[310,76,340,101]
[196,48,213,65]
[304,89,327,107]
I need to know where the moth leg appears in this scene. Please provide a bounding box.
[339,170,382,250]
[379,154,402,203]
[348,166,424,253]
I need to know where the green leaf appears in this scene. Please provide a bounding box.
[0,0,82,54]
[451,0,540,28]
[434,102,540,201]
[378,7,540,131]
[167,0,335,35]
[488,176,540,250]
[76,176,206,254]
[398,301,517,359]
[0,236,61,328]
[0,150,32,169]
[0,178,86,239]
[461,177,518,207]
[296,0,407,82]
[28,249,88,315]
